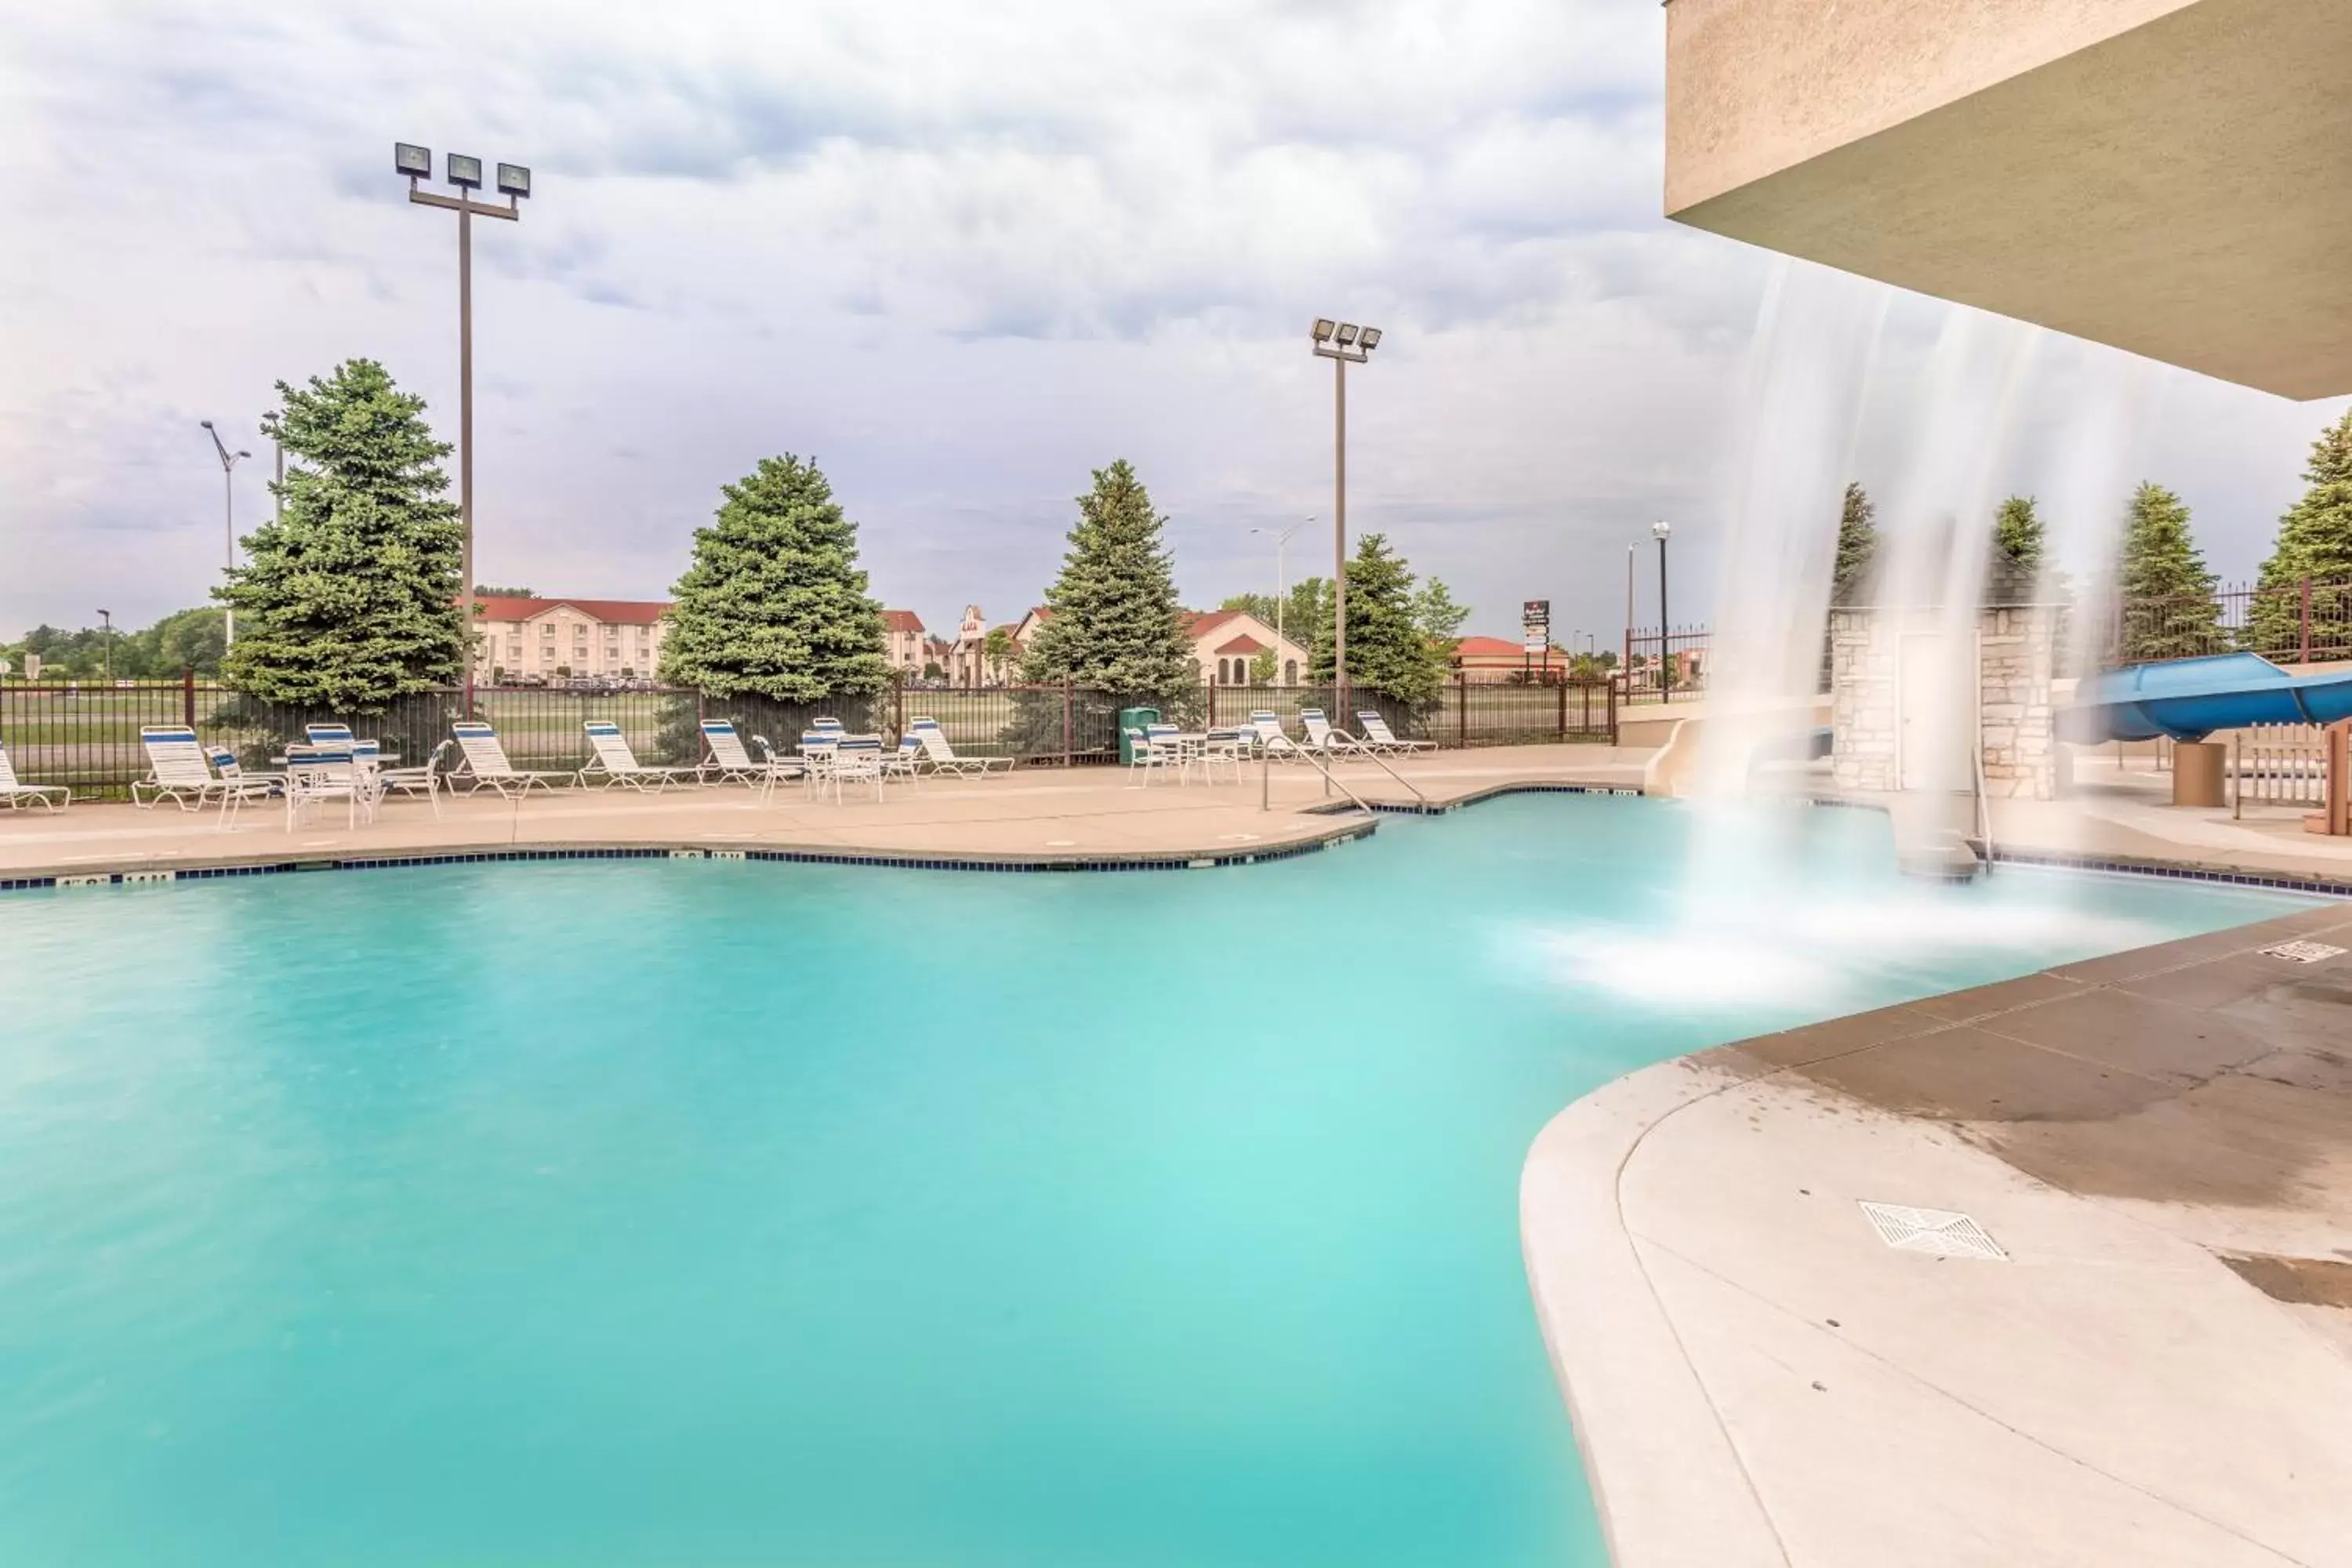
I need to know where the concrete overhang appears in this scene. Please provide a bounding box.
[1664,0,2352,400]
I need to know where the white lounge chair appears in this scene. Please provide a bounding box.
[207,746,281,829]
[450,720,569,797]
[1246,711,1312,762]
[132,726,223,809]
[1356,710,1436,754]
[698,720,775,786]
[0,739,68,811]
[1299,709,1370,757]
[909,718,1012,777]
[579,720,702,791]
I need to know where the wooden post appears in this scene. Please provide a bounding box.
[182,666,197,728]
[2310,721,2350,837]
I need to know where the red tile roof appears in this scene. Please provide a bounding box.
[1215,633,1268,655]
[882,609,925,634]
[472,596,670,626]
[1185,608,1244,637]
[1453,635,1530,659]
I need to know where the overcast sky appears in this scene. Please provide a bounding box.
[3,0,2345,645]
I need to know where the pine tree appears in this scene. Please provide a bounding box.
[1832,482,1878,604]
[216,359,465,708]
[1020,460,1199,695]
[2115,482,2221,662]
[1311,532,1450,707]
[2245,409,2352,660]
[660,454,889,701]
[1993,495,2045,571]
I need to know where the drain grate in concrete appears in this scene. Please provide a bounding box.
[1858,1201,2008,1261]
[2261,939,2346,964]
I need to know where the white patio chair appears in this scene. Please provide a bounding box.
[282,744,364,830]
[1189,728,1247,784]
[132,726,223,809]
[376,739,452,818]
[451,721,569,797]
[1356,711,1437,754]
[796,731,840,800]
[1126,726,1179,785]
[0,739,68,812]
[882,732,925,786]
[749,735,810,804]
[577,720,702,792]
[815,735,885,804]
[909,718,1012,776]
[206,747,282,830]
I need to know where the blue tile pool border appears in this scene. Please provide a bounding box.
[5,783,2347,898]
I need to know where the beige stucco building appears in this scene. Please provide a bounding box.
[1664,0,2352,399]
[474,596,670,682]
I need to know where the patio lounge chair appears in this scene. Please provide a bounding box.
[1246,711,1312,762]
[450,720,570,797]
[579,720,702,791]
[909,717,1012,777]
[207,747,282,829]
[132,726,225,809]
[699,720,779,786]
[0,739,68,811]
[1299,709,1371,757]
[1356,711,1436,754]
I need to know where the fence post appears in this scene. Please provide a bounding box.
[1455,671,1467,750]
[893,670,906,739]
[1062,676,1073,768]
[2301,576,2314,665]
[182,666,197,728]
[1555,677,1566,740]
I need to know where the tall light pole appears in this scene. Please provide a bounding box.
[264,419,282,523]
[1652,519,1673,698]
[1310,318,1382,706]
[1250,517,1309,682]
[200,421,252,645]
[396,142,530,716]
[97,609,114,684]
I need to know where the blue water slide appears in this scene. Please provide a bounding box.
[2058,652,2352,743]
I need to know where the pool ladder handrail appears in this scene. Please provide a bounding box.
[1261,736,1374,815]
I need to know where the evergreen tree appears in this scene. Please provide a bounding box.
[1221,578,1331,652]
[1019,459,1198,695]
[2245,409,2352,659]
[1832,481,1878,604]
[1310,532,1450,707]
[660,454,889,701]
[216,359,465,707]
[1993,495,2045,571]
[2116,482,2221,662]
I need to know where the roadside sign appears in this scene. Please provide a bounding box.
[1522,599,1550,655]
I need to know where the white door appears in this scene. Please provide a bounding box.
[1898,633,1976,792]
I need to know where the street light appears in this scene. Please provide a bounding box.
[1652,519,1673,698]
[1310,319,1383,706]
[97,609,114,684]
[396,140,530,715]
[1249,517,1310,682]
[200,421,252,645]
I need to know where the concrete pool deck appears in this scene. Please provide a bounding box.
[1526,900,2352,1567]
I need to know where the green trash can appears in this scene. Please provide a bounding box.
[1116,706,1160,765]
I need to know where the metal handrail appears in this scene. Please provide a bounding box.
[1261,738,1374,815]
[1972,735,1994,875]
[1336,737,1431,807]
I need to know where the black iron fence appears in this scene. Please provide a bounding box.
[0,673,1616,798]
[1623,625,1708,702]
[2107,575,2352,666]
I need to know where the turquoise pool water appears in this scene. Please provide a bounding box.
[0,795,2317,1566]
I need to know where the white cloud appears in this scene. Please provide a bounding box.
[0,0,2340,651]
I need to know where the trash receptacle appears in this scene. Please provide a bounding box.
[1117,707,1161,765]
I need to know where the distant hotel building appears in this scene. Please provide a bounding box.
[474,596,672,681]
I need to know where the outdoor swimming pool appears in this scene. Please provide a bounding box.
[0,794,2319,1566]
